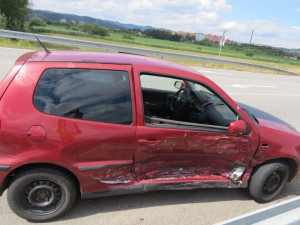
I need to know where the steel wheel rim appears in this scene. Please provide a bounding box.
[23,180,65,215]
[263,170,284,197]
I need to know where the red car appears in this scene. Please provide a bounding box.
[1,51,300,221]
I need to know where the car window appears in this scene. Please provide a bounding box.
[34,69,132,125]
[140,74,237,129]
[140,75,182,92]
[191,82,214,95]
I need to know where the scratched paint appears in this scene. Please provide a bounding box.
[135,125,255,181]
[227,167,246,181]
[90,165,134,185]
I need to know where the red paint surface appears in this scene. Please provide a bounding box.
[0,51,299,195]
[27,125,47,143]
[228,120,246,134]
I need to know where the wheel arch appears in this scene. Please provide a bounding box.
[251,157,298,182]
[0,163,80,196]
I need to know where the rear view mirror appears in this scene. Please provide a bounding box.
[228,120,246,134]
[174,81,185,89]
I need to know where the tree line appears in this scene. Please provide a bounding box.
[0,0,30,30]
[143,29,182,42]
[0,0,298,60]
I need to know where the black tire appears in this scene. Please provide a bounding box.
[7,167,77,222]
[249,161,289,203]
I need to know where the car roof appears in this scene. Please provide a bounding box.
[24,51,197,74]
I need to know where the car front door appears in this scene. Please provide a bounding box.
[132,65,259,182]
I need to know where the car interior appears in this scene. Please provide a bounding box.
[140,74,238,128]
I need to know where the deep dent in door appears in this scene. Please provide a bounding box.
[133,130,254,182]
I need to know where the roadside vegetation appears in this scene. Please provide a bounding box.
[0,0,30,31]
[0,2,299,74]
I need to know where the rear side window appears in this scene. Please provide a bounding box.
[33,69,132,125]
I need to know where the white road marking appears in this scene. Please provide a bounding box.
[228,93,300,96]
[197,70,229,75]
[203,75,271,82]
[225,84,276,88]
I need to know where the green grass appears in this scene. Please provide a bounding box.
[107,32,300,67]
[30,25,89,37]
[0,37,102,51]
[1,24,299,75]
[50,32,300,74]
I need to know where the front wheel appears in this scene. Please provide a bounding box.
[249,162,289,203]
[7,167,77,222]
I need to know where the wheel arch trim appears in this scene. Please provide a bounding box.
[251,157,298,182]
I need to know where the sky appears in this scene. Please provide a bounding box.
[31,0,300,49]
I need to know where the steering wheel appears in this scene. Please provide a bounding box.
[170,88,190,112]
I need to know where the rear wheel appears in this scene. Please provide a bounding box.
[7,167,77,222]
[249,162,289,203]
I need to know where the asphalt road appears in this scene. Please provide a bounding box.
[1,47,300,225]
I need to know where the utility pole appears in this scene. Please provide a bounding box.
[218,30,227,57]
[250,29,254,44]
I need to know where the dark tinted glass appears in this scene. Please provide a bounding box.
[34,69,132,125]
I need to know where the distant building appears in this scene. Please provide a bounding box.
[79,21,85,25]
[205,34,222,43]
[60,19,67,24]
[199,33,234,45]
[70,20,76,25]
[225,39,232,45]
[177,31,195,39]
[195,33,205,42]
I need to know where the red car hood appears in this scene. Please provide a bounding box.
[257,118,300,137]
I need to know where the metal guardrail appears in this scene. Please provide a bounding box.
[214,196,300,225]
[0,29,297,75]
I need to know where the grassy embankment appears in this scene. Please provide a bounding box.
[1,24,299,75]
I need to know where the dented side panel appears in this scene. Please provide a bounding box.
[134,126,254,182]
[81,181,247,199]
[132,64,260,184]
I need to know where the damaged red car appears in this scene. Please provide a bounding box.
[1,51,300,221]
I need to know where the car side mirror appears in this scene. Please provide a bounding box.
[228,120,246,134]
[174,81,185,89]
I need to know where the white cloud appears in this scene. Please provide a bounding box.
[31,0,230,28]
[31,0,300,48]
[219,20,247,31]
[297,8,300,12]
[219,20,300,48]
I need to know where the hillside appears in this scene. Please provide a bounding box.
[28,10,157,31]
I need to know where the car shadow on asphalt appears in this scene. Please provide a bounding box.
[59,180,300,221]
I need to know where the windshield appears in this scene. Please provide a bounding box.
[187,81,214,95]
